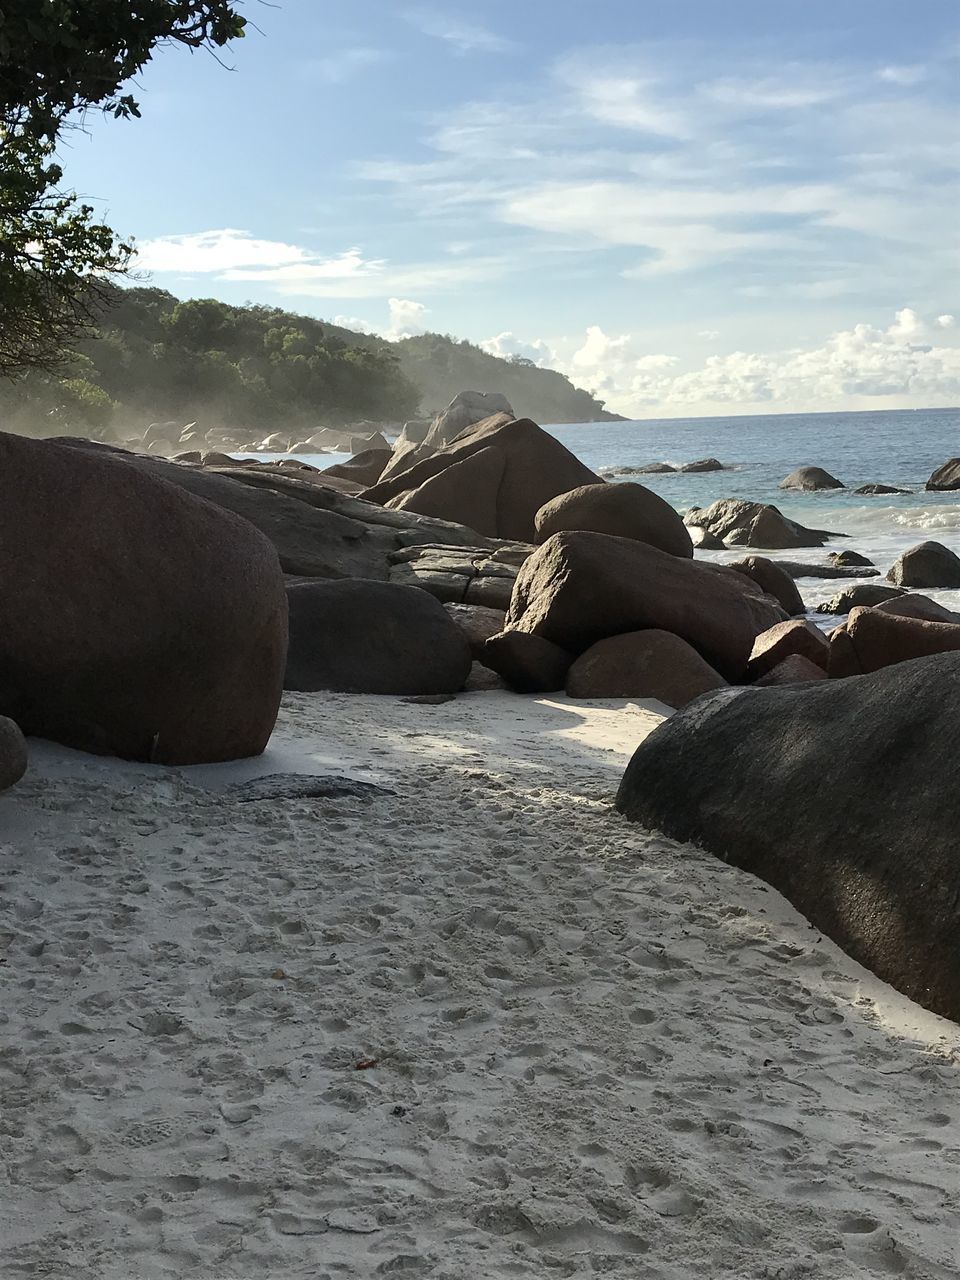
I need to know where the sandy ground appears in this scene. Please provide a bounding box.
[1,691,959,1280]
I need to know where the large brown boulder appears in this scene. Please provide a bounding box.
[481,631,573,694]
[505,532,785,680]
[779,466,845,491]
[0,432,287,763]
[828,606,960,677]
[363,417,601,543]
[685,500,841,549]
[534,483,692,558]
[747,620,829,680]
[284,580,471,694]
[0,717,28,791]
[925,459,960,491]
[565,631,726,706]
[615,654,960,1021]
[887,541,960,588]
[390,446,505,538]
[728,557,804,617]
[874,595,960,625]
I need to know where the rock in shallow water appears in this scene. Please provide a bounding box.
[779,466,845,491]
[615,653,960,1021]
[685,499,843,550]
[887,541,960,589]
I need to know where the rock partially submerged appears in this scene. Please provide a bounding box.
[887,541,960,589]
[779,466,845,491]
[685,500,843,549]
[855,484,911,496]
[678,457,725,473]
[828,550,874,568]
[925,459,960,491]
[615,653,960,1021]
[770,561,879,580]
[816,584,906,615]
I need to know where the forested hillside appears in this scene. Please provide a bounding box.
[0,287,617,437]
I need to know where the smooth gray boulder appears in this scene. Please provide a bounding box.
[615,653,960,1022]
[887,541,960,589]
[925,459,960,491]
[816,584,906,615]
[685,500,843,549]
[779,466,845,491]
[426,391,515,448]
[535,483,693,558]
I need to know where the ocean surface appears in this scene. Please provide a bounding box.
[254,405,960,620]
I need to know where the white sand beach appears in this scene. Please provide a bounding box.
[2,691,959,1279]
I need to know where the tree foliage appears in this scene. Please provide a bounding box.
[0,288,617,437]
[0,1,245,377]
[0,288,422,435]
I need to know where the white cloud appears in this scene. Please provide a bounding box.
[552,310,960,416]
[480,331,555,366]
[502,180,832,274]
[937,314,956,329]
[384,297,429,339]
[136,228,312,273]
[137,228,505,299]
[331,298,428,338]
[878,64,927,86]
[359,42,958,292]
[561,64,690,137]
[702,68,852,109]
[698,330,720,341]
[404,8,513,53]
[309,47,389,84]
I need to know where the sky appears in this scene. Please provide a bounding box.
[62,0,960,418]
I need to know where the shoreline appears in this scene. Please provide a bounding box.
[2,691,958,1278]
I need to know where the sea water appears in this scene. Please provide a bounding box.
[252,405,960,619]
